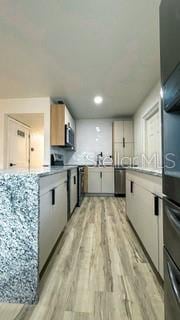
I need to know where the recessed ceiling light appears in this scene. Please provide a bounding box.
[96,126,101,132]
[94,96,103,104]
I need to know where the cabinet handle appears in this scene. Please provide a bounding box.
[52,189,56,206]
[74,176,76,184]
[130,181,134,193]
[154,196,159,216]
[123,137,125,148]
[100,172,102,179]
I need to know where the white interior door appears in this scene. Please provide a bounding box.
[7,117,30,169]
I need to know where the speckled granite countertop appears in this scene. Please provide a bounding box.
[0,166,77,304]
[126,167,162,177]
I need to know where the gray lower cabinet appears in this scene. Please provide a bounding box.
[88,167,114,194]
[126,170,164,279]
[39,172,67,272]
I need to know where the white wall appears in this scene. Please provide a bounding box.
[0,97,51,168]
[66,119,114,165]
[133,82,161,166]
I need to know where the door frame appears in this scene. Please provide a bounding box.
[6,116,31,169]
[142,101,161,167]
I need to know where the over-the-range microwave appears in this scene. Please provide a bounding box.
[65,124,75,149]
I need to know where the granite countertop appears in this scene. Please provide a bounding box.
[0,165,78,177]
[126,167,162,177]
[0,164,78,304]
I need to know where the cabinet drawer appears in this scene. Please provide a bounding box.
[40,172,67,196]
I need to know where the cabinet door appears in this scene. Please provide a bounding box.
[88,170,101,193]
[158,198,164,279]
[53,181,67,234]
[52,182,67,245]
[40,179,67,272]
[70,170,77,213]
[113,121,123,143]
[102,169,114,194]
[123,143,134,165]
[39,191,53,272]
[126,178,136,226]
[123,121,133,143]
[134,183,159,270]
[51,104,65,146]
[114,143,124,166]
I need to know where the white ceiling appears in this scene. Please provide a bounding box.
[0,0,161,119]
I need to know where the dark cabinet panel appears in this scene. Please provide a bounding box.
[160,0,180,84]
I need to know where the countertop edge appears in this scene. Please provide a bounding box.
[126,167,162,177]
[0,166,78,178]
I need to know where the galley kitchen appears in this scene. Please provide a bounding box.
[0,1,179,320]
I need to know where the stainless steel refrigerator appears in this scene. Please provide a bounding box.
[160,1,180,319]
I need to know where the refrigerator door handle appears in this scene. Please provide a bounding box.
[167,261,180,306]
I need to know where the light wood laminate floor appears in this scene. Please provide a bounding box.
[0,197,164,320]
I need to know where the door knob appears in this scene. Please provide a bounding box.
[9,163,16,167]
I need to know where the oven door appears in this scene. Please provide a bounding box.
[163,198,180,270]
[164,249,180,320]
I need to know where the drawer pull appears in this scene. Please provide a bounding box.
[51,189,56,206]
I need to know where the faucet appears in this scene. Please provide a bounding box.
[97,152,103,166]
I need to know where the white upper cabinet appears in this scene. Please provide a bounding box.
[113,120,134,165]
[113,121,124,143]
[113,120,134,144]
[123,121,133,143]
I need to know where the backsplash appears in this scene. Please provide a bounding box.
[66,119,113,165]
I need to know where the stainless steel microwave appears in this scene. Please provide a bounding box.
[65,124,74,148]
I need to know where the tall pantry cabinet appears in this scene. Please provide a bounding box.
[112,120,134,166]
